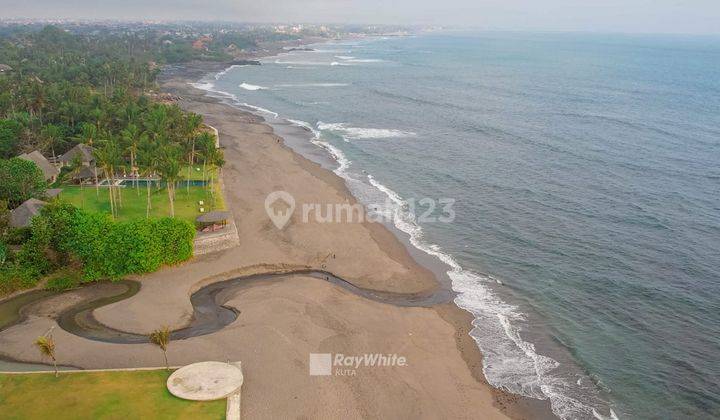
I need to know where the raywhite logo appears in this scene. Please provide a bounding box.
[309,353,333,376]
[309,352,407,376]
[264,190,296,230]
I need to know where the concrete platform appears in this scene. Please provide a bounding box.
[167,361,244,401]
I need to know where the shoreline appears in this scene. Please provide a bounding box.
[163,58,555,419]
[0,41,556,418]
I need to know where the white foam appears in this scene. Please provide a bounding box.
[317,122,416,140]
[194,64,608,419]
[191,81,239,103]
[312,49,350,53]
[287,120,351,174]
[238,103,278,118]
[214,64,246,80]
[275,83,349,88]
[190,81,216,91]
[335,55,356,60]
[346,58,385,63]
[363,173,608,420]
[593,408,620,420]
[239,83,267,91]
[276,59,351,67]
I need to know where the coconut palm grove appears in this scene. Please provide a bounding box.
[0,26,228,294]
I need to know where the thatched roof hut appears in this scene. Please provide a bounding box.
[59,143,95,166]
[18,150,59,182]
[10,198,47,228]
[196,211,232,225]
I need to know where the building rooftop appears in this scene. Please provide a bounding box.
[10,198,47,228]
[18,150,60,181]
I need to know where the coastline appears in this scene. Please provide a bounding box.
[0,46,554,418]
[161,58,555,419]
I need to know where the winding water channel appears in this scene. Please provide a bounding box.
[0,270,453,348]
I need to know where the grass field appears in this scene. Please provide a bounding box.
[60,182,224,223]
[181,165,217,181]
[0,370,225,419]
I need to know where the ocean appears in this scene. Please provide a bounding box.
[194,32,720,419]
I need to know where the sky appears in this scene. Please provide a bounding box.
[1,0,719,34]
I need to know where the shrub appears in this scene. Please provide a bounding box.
[4,227,31,245]
[0,158,47,209]
[0,240,6,266]
[44,202,195,280]
[17,215,53,274]
[0,263,40,295]
[0,202,195,295]
[45,268,83,291]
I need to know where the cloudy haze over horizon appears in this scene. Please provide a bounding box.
[1,0,719,34]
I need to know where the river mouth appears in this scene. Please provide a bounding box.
[1,270,453,348]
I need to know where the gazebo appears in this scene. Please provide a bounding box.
[196,210,232,232]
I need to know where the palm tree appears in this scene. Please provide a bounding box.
[149,327,171,370]
[194,131,214,183]
[137,137,159,218]
[68,154,85,208]
[198,133,214,186]
[74,122,97,147]
[40,124,63,163]
[209,148,225,198]
[144,106,168,142]
[121,123,146,191]
[157,144,182,218]
[93,136,123,218]
[74,123,100,195]
[34,334,58,377]
[183,114,203,193]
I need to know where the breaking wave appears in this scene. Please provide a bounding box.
[317,122,416,139]
[239,83,266,91]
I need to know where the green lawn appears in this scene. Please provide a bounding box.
[60,183,223,224]
[181,165,217,181]
[0,370,225,419]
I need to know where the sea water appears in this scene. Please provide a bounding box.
[196,32,720,419]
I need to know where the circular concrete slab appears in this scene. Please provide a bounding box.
[167,361,244,401]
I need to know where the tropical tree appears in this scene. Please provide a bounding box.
[0,158,47,208]
[74,122,97,147]
[0,119,23,158]
[183,114,203,193]
[197,133,212,184]
[137,137,159,217]
[34,334,58,377]
[74,122,100,195]
[40,124,64,162]
[149,326,171,370]
[67,154,85,208]
[121,123,146,191]
[93,136,123,218]
[157,143,182,217]
[209,148,224,198]
[144,106,168,141]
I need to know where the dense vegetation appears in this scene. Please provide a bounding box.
[0,25,224,294]
[1,202,194,294]
[0,158,47,208]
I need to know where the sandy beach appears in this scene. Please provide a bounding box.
[0,59,553,419]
